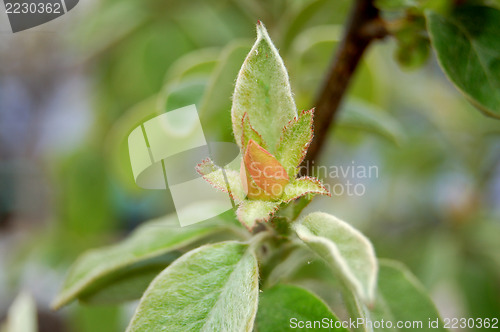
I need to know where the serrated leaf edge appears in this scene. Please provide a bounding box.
[282,176,331,203]
[277,109,314,176]
[241,113,268,150]
[196,158,243,202]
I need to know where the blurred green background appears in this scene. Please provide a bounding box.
[0,0,499,331]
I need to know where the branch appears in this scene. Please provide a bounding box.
[303,0,387,166]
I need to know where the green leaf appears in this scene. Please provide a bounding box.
[339,260,448,332]
[232,22,297,153]
[295,212,378,304]
[236,200,281,230]
[107,95,159,192]
[291,25,342,60]
[337,99,406,145]
[369,260,448,331]
[108,77,213,192]
[126,242,259,332]
[199,41,251,142]
[3,292,37,332]
[241,113,268,150]
[196,158,246,203]
[79,266,169,305]
[255,284,348,332]
[164,47,220,83]
[458,255,500,318]
[427,6,500,119]
[53,215,237,309]
[276,109,314,178]
[74,1,148,62]
[263,244,315,288]
[159,79,208,112]
[282,177,330,203]
[282,0,346,53]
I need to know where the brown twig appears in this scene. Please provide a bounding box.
[303,0,388,166]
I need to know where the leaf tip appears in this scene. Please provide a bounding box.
[255,21,268,38]
[50,296,66,311]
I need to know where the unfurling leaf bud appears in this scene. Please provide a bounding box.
[240,140,289,200]
[231,22,297,153]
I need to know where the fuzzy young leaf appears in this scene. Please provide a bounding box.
[232,22,297,153]
[276,109,314,178]
[126,242,259,332]
[255,284,348,332]
[282,177,330,203]
[196,158,245,203]
[295,212,378,304]
[236,200,281,230]
[241,113,267,149]
[53,215,237,309]
[427,6,500,119]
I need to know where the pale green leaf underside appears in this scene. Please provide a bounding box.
[236,200,280,230]
[276,109,314,178]
[3,292,37,332]
[282,177,330,203]
[427,6,500,119]
[255,284,348,332]
[295,212,378,303]
[232,23,297,153]
[196,158,245,203]
[126,241,259,332]
[53,215,233,309]
[369,260,448,331]
[345,260,447,332]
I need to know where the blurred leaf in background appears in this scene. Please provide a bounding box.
[0,0,499,331]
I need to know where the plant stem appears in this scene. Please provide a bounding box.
[303,0,387,166]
